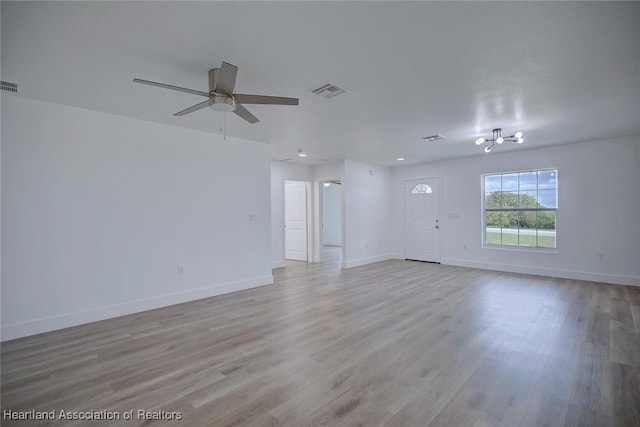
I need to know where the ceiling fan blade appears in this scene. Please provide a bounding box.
[234,94,299,106]
[133,78,209,98]
[173,99,211,116]
[233,103,259,124]
[215,62,238,96]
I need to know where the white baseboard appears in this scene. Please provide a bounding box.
[1,275,274,342]
[342,254,397,269]
[272,260,287,269]
[441,258,640,287]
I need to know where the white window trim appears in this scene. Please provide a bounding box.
[481,168,558,252]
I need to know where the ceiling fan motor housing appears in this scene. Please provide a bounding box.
[208,68,236,111]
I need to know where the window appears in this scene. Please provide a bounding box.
[411,183,433,195]
[483,169,557,248]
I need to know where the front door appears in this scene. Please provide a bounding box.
[404,178,441,262]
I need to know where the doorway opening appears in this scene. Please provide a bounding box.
[321,180,342,266]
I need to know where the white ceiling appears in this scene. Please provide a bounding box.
[2,1,639,166]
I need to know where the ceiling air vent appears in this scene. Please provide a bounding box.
[1,80,18,94]
[423,134,446,142]
[312,83,346,99]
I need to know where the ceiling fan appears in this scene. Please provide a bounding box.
[133,61,299,124]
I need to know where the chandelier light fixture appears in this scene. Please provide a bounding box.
[475,128,524,153]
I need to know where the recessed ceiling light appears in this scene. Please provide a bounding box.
[323,182,331,187]
[397,157,405,161]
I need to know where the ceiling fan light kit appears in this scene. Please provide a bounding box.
[133,61,299,124]
[475,128,524,153]
[209,96,235,112]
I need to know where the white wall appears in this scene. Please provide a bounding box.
[322,183,342,246]
[343,159,394,268]
[1,96,273,340]
[270,161,313,268]
[391,136,640,286]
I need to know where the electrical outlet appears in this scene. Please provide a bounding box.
[463,244,468,250]
[596,252,604,261]
[177,264,185,275]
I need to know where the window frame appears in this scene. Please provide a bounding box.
[411,183,433,195]
[481,168,558,251]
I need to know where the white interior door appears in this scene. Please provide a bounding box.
[285,180,308,261]
[404,178,441,262]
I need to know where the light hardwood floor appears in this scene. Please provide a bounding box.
[2,251,639,426]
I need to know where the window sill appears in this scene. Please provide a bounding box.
[482,244,559,254]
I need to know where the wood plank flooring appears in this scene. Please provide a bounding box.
[2,250,640,426]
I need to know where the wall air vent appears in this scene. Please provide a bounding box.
[312,83,346,99]
[1,80,18,94]
[423,134,446,142]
